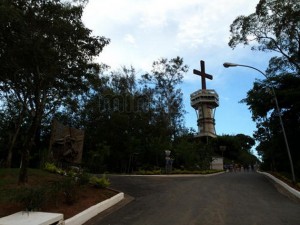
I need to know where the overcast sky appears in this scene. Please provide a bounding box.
[82,0,276,143]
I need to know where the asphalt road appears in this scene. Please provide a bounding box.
[85,172,300,225]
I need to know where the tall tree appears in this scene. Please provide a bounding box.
[78,66,152,172]
[228,0,300,175]
[229,0,300,74]
[212,134,257,165]
[0,0,109,183]
[141,57,188,145]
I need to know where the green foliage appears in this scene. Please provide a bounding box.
[141,57,188,141]
[229,0,300,177]
[76,172,91,186]
[136,169,162,175]
[83,143,111,173]
[60,177,78,205]
[14,177,80,208]
[89,175,110,188]
[44,163,92,187]
[80,58,188,173]
[44,162,64,174]
[0,0,109,183]
[173,137,212,170]
[14,186,47,211]
[0,168,113,213]
[229,0,300,73]
[211,134,258,165]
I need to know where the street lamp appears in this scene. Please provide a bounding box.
[165,150,171,174]
[223,62,296,183]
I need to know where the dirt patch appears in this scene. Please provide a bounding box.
[0,186,118,219]
[0,169,119,220]
[47,187,118,219]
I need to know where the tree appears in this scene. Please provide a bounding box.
[77,59,189,173]
[141,57,188,144]
[0,0,109,183]
[77,66,152,172]
[243,75,300,172]
[229,0,300,74]
[228,0,300,175]
[173,129,212,170]
[212,134,257,166]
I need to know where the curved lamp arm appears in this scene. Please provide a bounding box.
[223,62,267,79]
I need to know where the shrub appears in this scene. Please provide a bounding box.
[137,169,162,175]
[44,162,64,175]
[47,180,63,207]
[77,172,91,186]
[14,187,47,211]
[60,177,78,205]
[89,175,110,188]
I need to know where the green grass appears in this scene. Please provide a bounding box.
[0,168,19,186]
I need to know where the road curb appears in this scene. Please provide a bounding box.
[64,192,124,225]
[258,171,300,199]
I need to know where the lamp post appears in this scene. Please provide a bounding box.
[165,150,171,174]
[223,62,296,183]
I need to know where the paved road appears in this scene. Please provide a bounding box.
[85,172,300,225]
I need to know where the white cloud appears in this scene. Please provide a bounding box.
[83,0,259,70]
[123,34,136,45]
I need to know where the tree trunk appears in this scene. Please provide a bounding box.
[18,107,43,184]
[18,148,29,184]
[6,108,25,168]
[18,131,36,184]
[6,125,21,168]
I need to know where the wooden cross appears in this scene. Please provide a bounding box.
[193,60,213,90]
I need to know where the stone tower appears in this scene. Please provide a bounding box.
[190,60,219,138]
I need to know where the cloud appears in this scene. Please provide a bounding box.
[123,34,136,45]
[83,0,259,72]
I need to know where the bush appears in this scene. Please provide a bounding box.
[60,177,78,205]
[76,172,91,186]
[46,177,80,205]
[44,162,64,175]
[137,169,162,175]
[48,179,80,206]
[89,175,110,188]
[47,180,63,207]
[14,186,47,211]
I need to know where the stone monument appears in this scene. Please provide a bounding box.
[49,119,84,165]
[190,60,219,138]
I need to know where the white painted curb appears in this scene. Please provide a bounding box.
[258,171,300,199]
[64,192,124,225]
